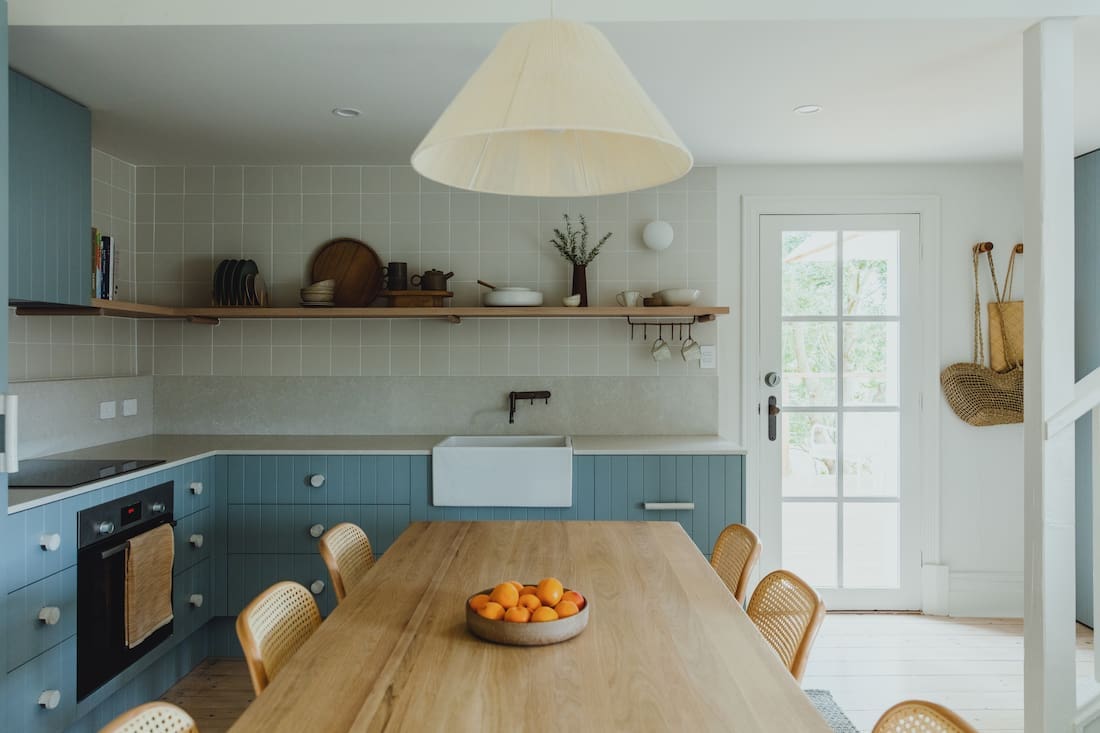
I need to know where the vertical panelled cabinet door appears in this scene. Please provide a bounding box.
[9,69,91,306]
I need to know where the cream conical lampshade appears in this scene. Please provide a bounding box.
[411,18,692,197]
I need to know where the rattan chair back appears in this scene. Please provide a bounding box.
[710,523,762,604]
[318,522,375,602]
[236,581,322,695]
[99,701,199,733]
[873,699,979,733]
[746,569,825,682]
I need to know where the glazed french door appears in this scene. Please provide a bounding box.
[759,214,921,610]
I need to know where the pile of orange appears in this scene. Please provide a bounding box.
[469,577,586,623]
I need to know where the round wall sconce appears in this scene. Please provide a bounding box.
[643,220,674,251]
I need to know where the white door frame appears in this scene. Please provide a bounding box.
[741,195,943,613]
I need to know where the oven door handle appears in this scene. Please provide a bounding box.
[97,520,176,559]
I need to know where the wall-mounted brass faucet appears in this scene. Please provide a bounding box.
[509,390,551,424]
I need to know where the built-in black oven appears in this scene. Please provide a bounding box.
[76,481,174,701]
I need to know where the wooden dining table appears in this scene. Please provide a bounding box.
[229,521,830,732]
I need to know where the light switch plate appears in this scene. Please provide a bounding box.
[122,398,138,416]
[99,401,117,420]
[699,346,716,369]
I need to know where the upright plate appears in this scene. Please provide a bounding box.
[226,260,244,305]
[212,259,230,305]
[237,260,259,305]
[310,237,384,307]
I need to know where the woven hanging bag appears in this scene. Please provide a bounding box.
[940,246,1023,426]
[988,244,1024,373]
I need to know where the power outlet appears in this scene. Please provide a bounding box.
[99,401,117,420]
[699,345,716,369]
[122,398,138,417]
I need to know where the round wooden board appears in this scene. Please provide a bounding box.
[310,237,384,307]
[465,588,589,646]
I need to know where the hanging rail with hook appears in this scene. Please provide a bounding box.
[626,316,707,341]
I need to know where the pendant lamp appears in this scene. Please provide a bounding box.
[411,18,693,197]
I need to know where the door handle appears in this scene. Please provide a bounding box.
[768,396,781,442]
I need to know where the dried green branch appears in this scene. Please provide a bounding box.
[548,213,612,266]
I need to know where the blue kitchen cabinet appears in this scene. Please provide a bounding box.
[8,69,91,306]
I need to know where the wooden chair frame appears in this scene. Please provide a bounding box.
[710,523,762,604]
[873,699,980,733]
[99,701,199,733]
[236,581,322,695]
[746,569,826,682]
[318,521,375,603]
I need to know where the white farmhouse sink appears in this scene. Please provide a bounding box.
[432,435,573,507]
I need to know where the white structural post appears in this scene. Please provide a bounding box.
[1023,17,1077,733]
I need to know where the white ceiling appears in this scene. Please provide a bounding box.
[8,18,1100,166]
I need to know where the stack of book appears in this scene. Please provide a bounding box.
[91,227,117,300]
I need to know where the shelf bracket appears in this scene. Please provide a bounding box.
[446,315,462,324]
[626,315,708,341]
[187,315,220,326]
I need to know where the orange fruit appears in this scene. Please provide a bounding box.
[490,582,520,609]
[469,593,491,611]
[504,606,531,623]
[555,600,579,618]
[536,577,564,607]
[531,606,559,622]
[560,590,585,610]
[508,580,524,594]
[477,601,505,620]
[518,594,541,612]
[520,585,539,596]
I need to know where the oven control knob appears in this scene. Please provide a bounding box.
[95,521,115,537]
[308,474,326,488]
[38,690,61,710]
[189,594,204,608]
[189,534,204,548]
[310,580,325,595]
[189,482,203,495]
[150,502,166,513]
[38,606,61,626]
[39,534,61,552]
[309,524,325,539]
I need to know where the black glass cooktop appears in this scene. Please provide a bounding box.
[9,459,166,489]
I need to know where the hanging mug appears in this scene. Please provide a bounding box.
[681,337,702,361]
[651,338,672,361]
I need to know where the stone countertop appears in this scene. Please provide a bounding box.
[8,434,744,512]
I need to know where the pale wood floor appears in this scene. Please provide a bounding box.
[162,615,1096,733]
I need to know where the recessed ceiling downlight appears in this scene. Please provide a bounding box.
[332,107,361,118]
[793,104,822,115]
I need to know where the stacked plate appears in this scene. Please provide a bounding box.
[300,279,336,306]
[213,259,267,306]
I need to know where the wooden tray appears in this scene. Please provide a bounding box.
[465,588,589,646]
[310,238,383,307]
[383,289,453,307]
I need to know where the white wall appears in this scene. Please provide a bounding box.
[716,163,1025,616]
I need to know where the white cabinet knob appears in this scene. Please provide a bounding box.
[37,606,61,626]
[189,482,204,495]
[309,524,325,539]
[39,534,61,552]
[38,690,61,710]
[189,594,204,608]
[189,534,205,548]
[308,474,325,488]
[310,580,325,595]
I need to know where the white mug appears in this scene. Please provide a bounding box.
[651,338,672,361]
[616,290,641,307]
[681,338,701,361]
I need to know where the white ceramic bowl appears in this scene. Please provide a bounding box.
[300,289,334,303]
[562,294,581,307]
[484,288,544,307]
[655,288,701,306]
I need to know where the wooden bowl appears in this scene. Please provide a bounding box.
[466,588,589,646]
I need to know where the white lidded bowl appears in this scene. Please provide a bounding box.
[655,288,700,306]
[484,288,544,307]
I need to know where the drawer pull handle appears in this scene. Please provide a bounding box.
[309,524,326,539]
[189,594,205,608]
[189,534,205,548]
[308,474,326,488]
[38,690,61,710]
[39,533,61,552]
[642,502,695,511]
[310,580,325,595]
[190,482,204,495]
[38,606,61,626]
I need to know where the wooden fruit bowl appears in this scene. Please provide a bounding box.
[465,588,590,646]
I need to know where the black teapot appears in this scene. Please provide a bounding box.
[411,269,455,291]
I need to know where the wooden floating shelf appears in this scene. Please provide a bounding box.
[15,300,730,326]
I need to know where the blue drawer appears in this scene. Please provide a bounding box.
[172,558,212,641]
[172,458,214,518]
[226,504,411,556]
[174,508,212,575]
[7,636,77,733]
[226,553,336,617]
[223,455,423,504]
[5,567,77,672]
[5,501,73,593]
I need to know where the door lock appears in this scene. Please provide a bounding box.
[764,371,780,387]
[767,396,781,442]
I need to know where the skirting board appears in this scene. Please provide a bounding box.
[948,571,1024,618]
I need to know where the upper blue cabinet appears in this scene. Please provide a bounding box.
[8,69,90,305]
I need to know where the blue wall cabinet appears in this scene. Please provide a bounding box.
[8,68,90,306]
[1077,149,1100,627]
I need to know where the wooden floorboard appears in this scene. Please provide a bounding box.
[161,615,1097,732]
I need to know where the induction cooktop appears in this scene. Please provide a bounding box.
[9,459,166,489]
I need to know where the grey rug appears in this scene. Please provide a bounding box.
[805,689,860,733]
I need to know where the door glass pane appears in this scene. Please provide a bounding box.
[782,503,837,587]
[842,412,899,497]
[782,231,836,316]
[843,503,900,588]
[843,230,899,316]
[843,322,899,406]
[783,322,837,406]
[782,412,837,497]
